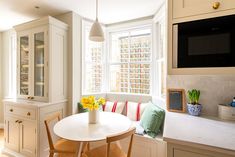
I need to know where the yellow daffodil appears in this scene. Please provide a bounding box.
[98,97,106,105]
[81,97,89,104]
[94,102,100,110]
[80,96,106,111]
[88,96,95,104]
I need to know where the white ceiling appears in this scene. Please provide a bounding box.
[0,0,164,32]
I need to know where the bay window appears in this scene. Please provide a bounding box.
[82,19,165,96]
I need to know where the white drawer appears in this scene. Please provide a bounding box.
[218,104,235,121]
[6,105,36,120]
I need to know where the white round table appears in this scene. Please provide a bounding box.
[54,112,132,157]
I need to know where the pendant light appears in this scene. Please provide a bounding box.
[89,0,104,42]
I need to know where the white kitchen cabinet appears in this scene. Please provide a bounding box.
[3,99,67,157]
[14,16,68,102]
[174,148,210,157]
[167,143,235,157]
[173,0,235,20]
[5,118,37,157]
[4,106,36,157]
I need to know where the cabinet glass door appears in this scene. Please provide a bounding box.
[20,36,29,95]
[34,32,45,97]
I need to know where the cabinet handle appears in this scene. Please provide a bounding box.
[213,2,220,9]
[15,120,19,123]
[18,121,22,124]
[10,109,13,112]
[27,112,31,116]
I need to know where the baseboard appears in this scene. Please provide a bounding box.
[0,123,4,129]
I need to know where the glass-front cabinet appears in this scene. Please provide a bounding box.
[18,29,47,101]
[15,16,68,103]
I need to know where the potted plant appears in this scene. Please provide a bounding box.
[187,89,202,116]
[81,96,106,124]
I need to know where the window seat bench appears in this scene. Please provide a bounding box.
[85,93,167,157]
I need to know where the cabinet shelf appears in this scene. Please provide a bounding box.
[36,64,44,67]
[36,45,44,49]
[35,82,44,86]
[20,73,28,75]
[20,87,28,89]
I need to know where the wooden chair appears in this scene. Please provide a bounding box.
[82,127,136,157]
[44,112,88,157]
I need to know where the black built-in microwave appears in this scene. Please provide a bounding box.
[173,14,235,68]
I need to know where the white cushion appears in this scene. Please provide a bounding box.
[103,101,125,114]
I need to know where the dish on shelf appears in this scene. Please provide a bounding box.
[21,64,29,68]
[21,82,29,85]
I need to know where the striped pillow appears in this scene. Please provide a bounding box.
[103,101,125,114]
[126,101,149,121]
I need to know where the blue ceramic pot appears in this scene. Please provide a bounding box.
[187,104,202,116]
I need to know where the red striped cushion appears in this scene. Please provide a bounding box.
[126,101,149,121]
[103,101,125,114]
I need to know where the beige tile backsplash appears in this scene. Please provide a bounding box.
[167,75,235,116]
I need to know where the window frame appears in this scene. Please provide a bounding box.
[106,23,154,95]
[82,20,106,95]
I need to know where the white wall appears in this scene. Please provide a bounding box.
[56,12,82,115]
[0,30,16,125]
[1,30,16,99]
[0,32,3,126]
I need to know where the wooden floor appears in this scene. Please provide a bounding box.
[0,129,10,157]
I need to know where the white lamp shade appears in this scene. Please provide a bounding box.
[89,20,104,42]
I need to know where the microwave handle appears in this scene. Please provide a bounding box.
[172,24,178,68]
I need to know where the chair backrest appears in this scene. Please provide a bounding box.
[106,127,136,157]
[44,112,61,151]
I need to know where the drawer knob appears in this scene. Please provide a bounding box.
[213,2,220,9]
[10,109,13,112]
[27,112,31,116]
[15,120,19,123]
[18,121,22,124]
[30,97,34,100]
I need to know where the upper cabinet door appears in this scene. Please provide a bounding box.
[31,27,48,101]
[173,0,235,19]
[18,32,31,98]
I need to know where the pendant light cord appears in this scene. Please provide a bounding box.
[96,0,98,21]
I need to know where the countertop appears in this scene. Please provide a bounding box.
[163,112,235,152]
[3,98,67,108]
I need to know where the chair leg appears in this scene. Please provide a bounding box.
[49,152,54,157]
